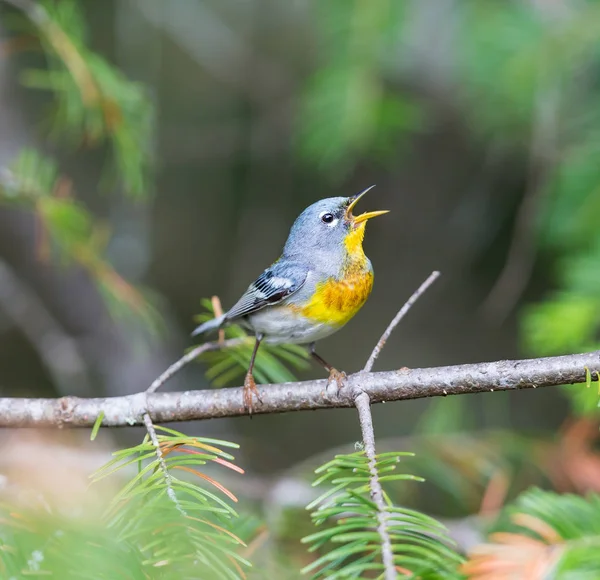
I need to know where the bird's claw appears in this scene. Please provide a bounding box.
[243,372,262,415]
[327,368,347,393]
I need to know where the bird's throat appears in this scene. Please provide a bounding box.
[344,221,367,263]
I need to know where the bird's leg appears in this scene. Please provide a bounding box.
[309,342,346,391]
[244,334,264,414]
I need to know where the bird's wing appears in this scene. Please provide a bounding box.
[225,261,308,322]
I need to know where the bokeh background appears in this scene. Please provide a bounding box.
[1,0,599,543]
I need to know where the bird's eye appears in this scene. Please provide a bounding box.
[321,213,334,224]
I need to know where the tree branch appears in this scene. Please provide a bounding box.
[0,350,597,428]
[142,413,187,516]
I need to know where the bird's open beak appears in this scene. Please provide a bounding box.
[346,185,390,224]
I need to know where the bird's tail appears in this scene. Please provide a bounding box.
[191,314,227,337]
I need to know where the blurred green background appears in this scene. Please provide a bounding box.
[0,0,598,479]
[5,2,600,577]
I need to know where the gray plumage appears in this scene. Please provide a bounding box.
[192,261,309,337]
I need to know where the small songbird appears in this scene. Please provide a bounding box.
[192,186,388,412]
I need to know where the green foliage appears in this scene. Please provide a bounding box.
[458,1,550,140]
[502,488,600,541]
[0,510,148,579]
[0,0,157,329]
[12,0,154,196]
[93,426,249,578]
[194,298,310,386]
[295,0,600,425]
[295,0,422,177]
[0,148,159,329]
[464,489,600,579]
[523,295,598,357]
[455,0,600,417]
[524,132,600,372]
[523,291,600,415]
[5,2,600,578]
[0,427,249,579]
[458,1,600,139]
[302,451,463,579]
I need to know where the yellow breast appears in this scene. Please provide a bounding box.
[296,220,374,326]
[299,270,374,326]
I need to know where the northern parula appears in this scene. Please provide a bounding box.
[192,186,388,412]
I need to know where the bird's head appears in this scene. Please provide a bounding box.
[282,186,389,260]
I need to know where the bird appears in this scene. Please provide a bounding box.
[192,186,388,413]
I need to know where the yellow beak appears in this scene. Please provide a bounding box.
[346,185,390,224]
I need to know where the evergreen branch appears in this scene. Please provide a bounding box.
[301,274,458,577]
[462,488,600,579]
[90,426,247,578]
[0,149,158,327]
[2,0,99,102]
[354,393,395,579]
[0,349,597,428]
[141,337,249,519]
[302,450,462,578]
[139,338,245,517]
[2,0,154,196]
[142,412,186,516]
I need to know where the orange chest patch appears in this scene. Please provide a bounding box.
[299,270,374,326]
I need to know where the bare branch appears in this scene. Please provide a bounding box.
[364,271,440,372]
[0,350,596,428]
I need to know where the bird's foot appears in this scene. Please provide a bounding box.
[327,368,347,393]
[243,372,263,415]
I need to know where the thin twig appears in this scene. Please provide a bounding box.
[146,337,246,394]
[143,412,187,516]
[355,391,396,579]
[364,271,440,372]
[0,350,597,427]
